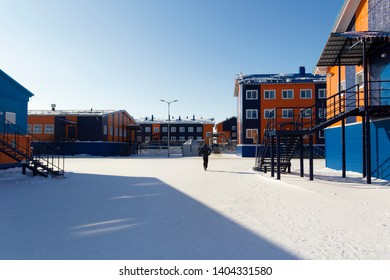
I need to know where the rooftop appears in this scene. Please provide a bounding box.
[236,66,326,85]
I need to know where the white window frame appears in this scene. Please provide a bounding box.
[27,124,32,134]
[318,88,326,99]
[246,109,258,119]
[264,109,275,119]
[188,127,194,133]
[246,90,258,100]
[137,136,142,142]
[197,127,202,133]
[356,71,364,87]
[44,124,55,134]
[171,127,176,133]
[264,90,276,99]
[300,89,312,99]
[282,89,294,99]
[179,127,185,133]
[246,129,258,139]
[162,127,168,133]
[144,126,151,133]
[162,136,168,141]
[232,126,237,131]
[179,136,185,141]
[282,109,293,119]
[300,108,312,119]
[196,136,202,141]
[145,136,151,142]
[319,130,325,139]
[103,125,108,135]
[318,108,327,119]
[171,136,176,141]
[154,127,159,133]
[5,112,16,124]
[33,124,42,134]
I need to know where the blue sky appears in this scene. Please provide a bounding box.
[0,0,343,123]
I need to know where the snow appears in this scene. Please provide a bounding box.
[0,154,389,260]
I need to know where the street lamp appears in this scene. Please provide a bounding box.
[160,99,178,158]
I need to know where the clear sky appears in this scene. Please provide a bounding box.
[0,0,343,123]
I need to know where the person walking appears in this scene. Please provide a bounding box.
[198,143,212,171]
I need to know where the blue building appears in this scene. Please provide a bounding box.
[0,69,33,130]
[0,69,34,168]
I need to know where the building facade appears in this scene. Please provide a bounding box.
[136,117,214,144]
[0,69,34,168]
[234,67,326,157]
[215,117,237,143]
[28,110,139,156]
[316,0,390,181]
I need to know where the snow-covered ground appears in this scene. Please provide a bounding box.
[0,153,389,260]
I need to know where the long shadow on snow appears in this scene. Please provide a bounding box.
[0,172,298,260]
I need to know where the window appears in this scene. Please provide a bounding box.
[206,132,212,137]
[232,126,236,131]
[103,125,108,135]
[109,126,113,136]
[232,132,237,138]
[282,90,294,99]
[319,130,325,139]
[264,109,275,119]
[264,90,276,99]
[196,136,203,140]
[124,130,127,137]
[154,127,159,133]
[119,129,123,137]
[246,90,258,100]
[145,127,151,133]
[162,127,168,133]
[5,112,16,124]
[318,89,326,99]
[300,89,312,99]
[33,124,42,134]
[300,108,312,118]
[171,136,176,141]
[44,124,54,134]
[188,127,194,133]
[162,136,168,141]
[145,136,151,142]
[246,129,258,139]
[318,108,326,119]
[188,136,194,140]
[171,127,176,132]
[115,128,118,136]
[137,136,142,142]
[282,109,293,119]
[356,71,364,86]
[179,136,185,141]
[27,124,32,134]
[339,80,346,92]
[197,127,202,132]
[179,127,185,133]
[246,109,258,119]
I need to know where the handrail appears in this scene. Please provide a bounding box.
[0,116,65,177]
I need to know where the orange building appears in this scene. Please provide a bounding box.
[234,66,326,157]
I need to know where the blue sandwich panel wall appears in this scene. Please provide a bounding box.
[325,119,390,180]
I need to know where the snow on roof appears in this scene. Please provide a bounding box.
[236,71,326,85]
[137,117,215,124]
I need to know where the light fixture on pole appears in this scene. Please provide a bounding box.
[160,99,178,158]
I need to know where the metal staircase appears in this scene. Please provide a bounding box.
[0,118,65,177]
[257,81,390,173]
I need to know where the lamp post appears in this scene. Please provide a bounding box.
[160,99,178,158]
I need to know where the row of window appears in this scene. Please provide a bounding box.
[246,89,326,100]
[245,128,325,139]
[28,124,54,134]
[28,124,127,137]
[138,133,216,142]
[142,126,204,133]
[246,108,327,119]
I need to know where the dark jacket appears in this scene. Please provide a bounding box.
[198,144,212,158]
